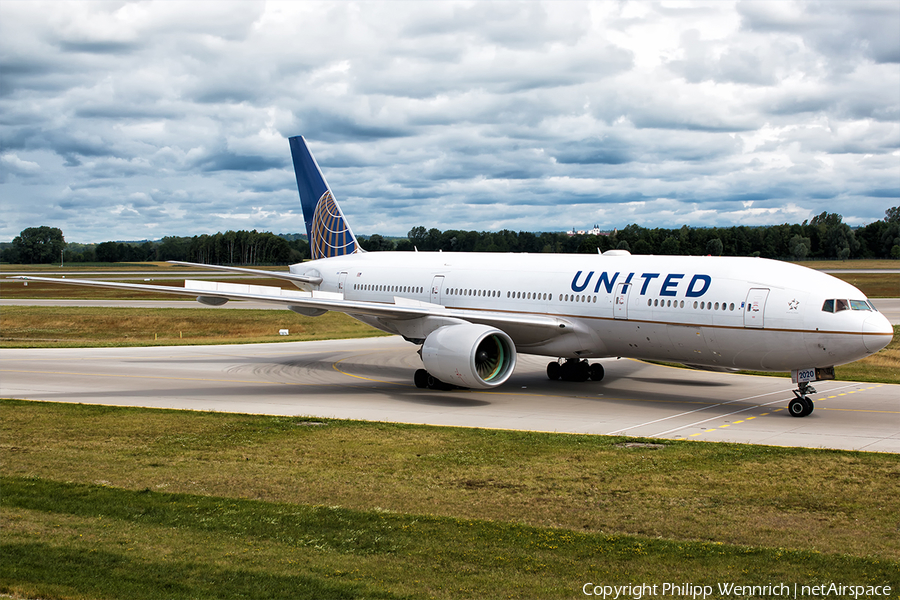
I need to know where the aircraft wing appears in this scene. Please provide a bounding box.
[167,261,323,285]
[10,275,571,343]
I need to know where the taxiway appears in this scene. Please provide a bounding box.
[2,337,897,452]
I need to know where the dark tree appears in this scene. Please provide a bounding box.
[95,241,122,262]
[11,226,66,264]
[706,238,724,256]
[360,234,395,252]
[885,206,899,223]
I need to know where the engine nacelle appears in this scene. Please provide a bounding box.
[421,324,517,389]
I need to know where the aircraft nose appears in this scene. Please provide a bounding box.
[863,313,893,353]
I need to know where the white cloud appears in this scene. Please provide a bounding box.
[1,153,41,174]
[0,0,897,242]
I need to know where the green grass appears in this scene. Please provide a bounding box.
[2,400,899,599]
[4,478,897,600]
[794,259,900,270]
[829,272,900,297]
[1,262,169,271]
[0,306,386,347]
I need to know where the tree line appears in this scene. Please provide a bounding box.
[370,209,900,260]
[3,208,898,265]
[2,229,308,265]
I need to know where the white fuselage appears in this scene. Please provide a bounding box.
[292,252,893,372]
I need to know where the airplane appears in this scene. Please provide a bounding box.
[15,136,894,418]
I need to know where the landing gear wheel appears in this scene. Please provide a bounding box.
[789,381,817,417]
[547,361,561,380]
[425,373,454,390]
[576,360,590,382]
[589,363,605,382]
[427,373,440,389]
[801,395,814,416]
[414,369,429,389]
[789,396,814,417]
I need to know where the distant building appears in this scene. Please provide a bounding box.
[566,225,615,237]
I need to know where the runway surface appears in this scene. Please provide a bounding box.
[2,337,897,452]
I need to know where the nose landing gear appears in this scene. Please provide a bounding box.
[788,382,816,417]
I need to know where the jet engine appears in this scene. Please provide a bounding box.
[421,324,517,389]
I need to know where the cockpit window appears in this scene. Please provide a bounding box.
[850,300,872,311]
[822,299,872,313]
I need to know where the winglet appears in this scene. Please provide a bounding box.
[289,136,362,260]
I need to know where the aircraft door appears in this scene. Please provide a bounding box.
[744,288,769,328]
[614,281,630,320]
[430,275,445,304]
[338,272,348,294]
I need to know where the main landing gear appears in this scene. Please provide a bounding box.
[546,359,605,382]
[788,381,816,418]
[414,369,455,390]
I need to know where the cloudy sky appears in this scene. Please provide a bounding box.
[1,1,898,243]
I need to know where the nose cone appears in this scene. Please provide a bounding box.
[863,313,894,353]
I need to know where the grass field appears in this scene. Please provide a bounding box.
[0,306,387,347]
[793,259,899,270]
[2,400,898,599]
[828,272,900,297]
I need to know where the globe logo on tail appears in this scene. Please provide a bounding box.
[309,190,359,260]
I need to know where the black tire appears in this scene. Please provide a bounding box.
[414,369,429,389]
[801,395,814,416]
[576,360,590,382]
[589,363,605,382]
[789,397,807,417]
[547,361,561,380]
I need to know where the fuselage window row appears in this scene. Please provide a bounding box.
[554,294,598,303]
[353,282,740,314]
[353,284,424,294]
[643,298,737,311]
[448,289,502,297]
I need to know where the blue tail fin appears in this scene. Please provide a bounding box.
[289,136,361,260]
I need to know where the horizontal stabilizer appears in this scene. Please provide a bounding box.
[169,261,322,286]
